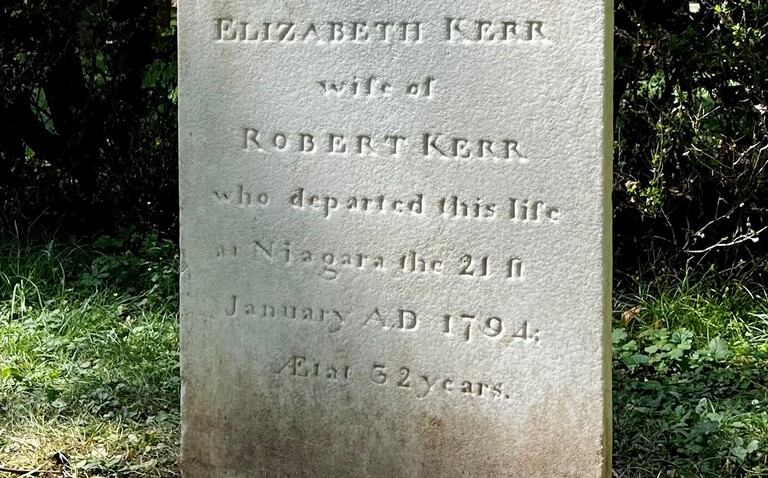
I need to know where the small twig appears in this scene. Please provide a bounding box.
[0,467,62,477]
[685,225,768,254]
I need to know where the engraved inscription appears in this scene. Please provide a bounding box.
[275,355,352,381]
[215,19,422,44]
[398,251,444,274]
[423,133,526,161]
[218,238,527,282]
[216,244,238,258]
[290,188,423,219]
[242,129,527,162]
[209,184,561,229]
[442,313,539,343]
[445,18,546,42]
[212,18,551,44]
[437,196,497,219]
[319,76,393,98]
[317,76,434,99]
[226,295,347,333]
[509,198,560,222]
[253,238,386,280]
[363,308,419,331]
[222,296,542,346]
[370,363,512,400]
[213,185,269,207]
[455,254,525,280]
[269,357,514,401]
[243,129,406,157]
[194,0,583,420]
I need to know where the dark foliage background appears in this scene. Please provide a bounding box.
[614,0,768,284]
[0,0,177,236]
[0,0,766,284]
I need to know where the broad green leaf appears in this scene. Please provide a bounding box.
[708,337,731,360]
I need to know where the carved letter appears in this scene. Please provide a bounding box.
[226,295,237,316]
[244,128,262,151]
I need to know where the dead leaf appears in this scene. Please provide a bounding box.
[622,306,641,324]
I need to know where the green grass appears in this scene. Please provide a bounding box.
[613,274,768,477]
[1,232,767,477]
[0,231,179,477]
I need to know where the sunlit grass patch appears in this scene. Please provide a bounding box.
[613,274,768,478]
[0,231,179,477]
[1,416,178,477]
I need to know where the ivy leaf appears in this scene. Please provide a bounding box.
[623,354,649,368]
[612,328,628,344]
[671,329,693,345]
[645,344,660,354]
[708,337,730,361]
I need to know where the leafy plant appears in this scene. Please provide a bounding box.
[614,275,768,477]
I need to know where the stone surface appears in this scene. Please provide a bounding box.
[178,1,612,476]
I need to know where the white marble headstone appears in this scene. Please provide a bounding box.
[179,0,612,476]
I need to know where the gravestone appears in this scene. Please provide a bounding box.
[179,0,612,476]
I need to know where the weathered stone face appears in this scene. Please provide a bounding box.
[179,0,612,476]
